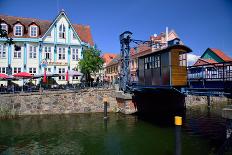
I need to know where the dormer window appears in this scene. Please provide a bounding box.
[30,25,37,37]
[1,23,8,34]
[14,24,23,36]
[59,24,66,38]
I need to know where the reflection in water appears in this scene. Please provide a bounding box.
[0,104,230,155]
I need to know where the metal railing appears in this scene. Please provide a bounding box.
[187,61,232,81]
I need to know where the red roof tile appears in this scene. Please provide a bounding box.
[209,48,232,62]
[102,53,117,65]
[0,14,94,46]
[193,58,217,66]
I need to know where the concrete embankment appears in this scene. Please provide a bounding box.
[0,89,118,118]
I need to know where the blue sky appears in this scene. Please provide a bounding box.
[0,0,232,59]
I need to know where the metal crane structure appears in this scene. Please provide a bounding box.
[119,31,152,92]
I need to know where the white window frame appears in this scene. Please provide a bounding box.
[72,48,78,61]
[29,45,37,59]
[29,67,36,74]
[179,53,187,67]
[30,25,38,37]
[13,67,21,74]
[46,67,51,73]
[44,46,51,60]
[0,67,6,74]
[58,68,65,80]
[59,24,66,39]
[13,47,22,59]
[14,24,23,36]
[1,23,8,33]
[58,47,65,60]
[0,44,6,58]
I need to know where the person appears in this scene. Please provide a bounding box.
[96,77,99,87]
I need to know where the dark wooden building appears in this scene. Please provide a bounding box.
[138,41,192,88]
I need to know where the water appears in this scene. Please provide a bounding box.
[0,104,230,155]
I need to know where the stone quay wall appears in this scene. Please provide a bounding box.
[0,89,118,117]
[185,95,232,108]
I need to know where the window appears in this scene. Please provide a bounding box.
[154,55,160,68]
[47,31,52,37]
[13,46,21,59]
[72,48,78,60]
[30,26,37,37]
[0,67,6,73]
[0,44,6,58]
[58,47,65,60]
[13,67,21,74]
[29,68,36,74]
[59,24,66,38]
[73,76,78,80]
[58,68,65,80]
[179,53,187,66]
[44,46,51,60]
[29,46,37,59]
[73,33,77,40]
[14,25,23,36]
[47,68,51,73]
[144,55,160,70]
[1,23,8,33]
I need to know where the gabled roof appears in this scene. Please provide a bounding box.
[0,14,94,46]
[106,55,120,67]
[102,53,117,65]
[193,58,217,66]
[208,48,232,62]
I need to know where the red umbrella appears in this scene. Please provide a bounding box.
[0,73,9,79]
[65,70,69,81]
[43,69,47,83]
[13,72,33,78]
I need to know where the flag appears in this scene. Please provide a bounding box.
[43,69,47,83]
[65,70,69,81]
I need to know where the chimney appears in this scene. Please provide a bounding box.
[166,27,168,42]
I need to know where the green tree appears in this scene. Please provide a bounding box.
[0,25,13,44]
[79,47,104,84]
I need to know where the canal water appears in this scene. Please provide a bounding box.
[0,104,231,155]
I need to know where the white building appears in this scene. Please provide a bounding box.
[0,10,94,86]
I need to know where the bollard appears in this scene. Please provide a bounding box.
[175,116,182,155]
[207,96,210,108]
[103,95,109,119]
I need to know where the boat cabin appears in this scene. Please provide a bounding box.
[137,41,192,87]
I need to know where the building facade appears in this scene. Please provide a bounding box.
[0,11,94,86]
[193,48,232,66]
[105,55,120,83]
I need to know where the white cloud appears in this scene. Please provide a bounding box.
[187,53,200,66]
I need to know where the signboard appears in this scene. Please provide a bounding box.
[47,62,68,66]
[41,59,48,68]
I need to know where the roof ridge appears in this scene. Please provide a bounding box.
[0,14,91,27]
[0,14,51,23]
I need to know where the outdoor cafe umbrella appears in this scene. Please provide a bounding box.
[13,72,33,78]
[13,72,33,92]
[67,70,83,77]
[0,73,9,79]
